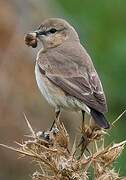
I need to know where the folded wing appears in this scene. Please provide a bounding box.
[37,41,108,114]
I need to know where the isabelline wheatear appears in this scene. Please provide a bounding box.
[25,18,109,141]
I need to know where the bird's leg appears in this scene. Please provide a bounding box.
[49,120,55,131]
[55,109,61,128]
[82,110,85,131]
[77,110,88,158]
[50,109,60,131]
[55,109,61,122]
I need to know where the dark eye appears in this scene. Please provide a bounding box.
[49,28,57,34]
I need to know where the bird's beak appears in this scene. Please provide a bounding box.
[30,32,37,37]
[26,29,45,39]
[34,30,46,37]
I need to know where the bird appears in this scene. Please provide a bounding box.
[25,18,110,141]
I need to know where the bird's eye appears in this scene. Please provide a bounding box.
[49,28,57,34]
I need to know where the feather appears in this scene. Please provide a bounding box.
[37,41,108,113]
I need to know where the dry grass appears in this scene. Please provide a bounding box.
[1,112,126,180]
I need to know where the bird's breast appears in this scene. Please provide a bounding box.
[35,63,68,108]
[35,63,90,113]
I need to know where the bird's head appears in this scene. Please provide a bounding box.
[25,18,79,49]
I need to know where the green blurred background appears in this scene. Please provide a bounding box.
[0,0,126,179]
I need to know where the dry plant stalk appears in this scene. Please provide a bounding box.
[1,113,126,180]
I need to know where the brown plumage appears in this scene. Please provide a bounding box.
[25,18,110,129]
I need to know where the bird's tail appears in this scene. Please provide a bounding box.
[90,108,110,129]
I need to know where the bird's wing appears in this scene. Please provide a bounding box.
[37,42,107,113]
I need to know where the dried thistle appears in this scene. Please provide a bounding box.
[95,169,126,180]
[0,113,126,180]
